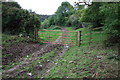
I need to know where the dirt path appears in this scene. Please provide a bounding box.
[2,28,70,78]
[38,28,70,77]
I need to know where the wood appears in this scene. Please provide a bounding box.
[34,28,38,40]
[93,31,104,34]
[92,27,103,30]
[76,32,78,46]
[89,28,92,47]
[39,29,61,32]
[34,28,36,40]
[65,40,75,41]
[39,29,77,32]
[80,31,81,46]
[38,29,78,46]
[62,31,63,44]
[78,31,81,47]
[84,33,90,36]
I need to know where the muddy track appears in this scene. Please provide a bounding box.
[2,28,70,78]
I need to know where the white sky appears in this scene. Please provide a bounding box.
[15,0,78,15]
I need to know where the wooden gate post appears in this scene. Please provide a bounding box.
[34,28,38,40]
[62,30,64,44]
[78,31,81,47]
[34,28,36,40]
[89,28,92,49]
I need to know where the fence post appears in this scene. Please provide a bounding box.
[78,31,81,47]
[89,28,92,49]
[34,28,38,40]
[76,32,78,46]
[34,28,36,40]
[62,30,64,44]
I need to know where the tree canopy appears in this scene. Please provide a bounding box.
[74,1,120,45]
[2,2,41,38]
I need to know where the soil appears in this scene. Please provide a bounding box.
[2,28,70,78]
[2,43,46,65]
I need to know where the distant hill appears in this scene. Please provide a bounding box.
[39,15,50,21]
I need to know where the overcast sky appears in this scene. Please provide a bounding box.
[15,0,78,15]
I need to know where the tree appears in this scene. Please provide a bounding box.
[55,1,74,26]
[41,19,49,29]
[100,2,120,45]
[69,14,79,27]
[81,2,104,28]
[75,1,120,45]
[2,2,41,38]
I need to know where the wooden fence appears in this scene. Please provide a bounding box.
[80,27,106,48]
[34,27,107,47]
[35,29,82,46]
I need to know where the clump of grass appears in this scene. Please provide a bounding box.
[2,34,33,47]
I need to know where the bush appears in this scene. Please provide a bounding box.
[2,2,41,38]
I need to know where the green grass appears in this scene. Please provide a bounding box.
[2,27,119,78]
[38,28,77,45]
[62,31,77,45]
[38,30,62,43]
[66,27,107,47]
[2,34,33,47]
[65,27,84,31]
[42,27,119,78]
[63,27,85,46]
[47,26,61,30]
[20,50,56,77]
[2,53,34,71]
[80,28,107,47]
[65,27,74,31]
[2,34,35,71]
[38,26,62,43]
[7,46,63,78]
[38,27,82,45]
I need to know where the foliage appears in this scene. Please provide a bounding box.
[42,1,77,28]
[44,27,118,78]
[100,2,120,45]
[55,1,75,26]
[81,2,104,28]
[48,25,61,30]
[75,2,120,45]
[41,19,49,29]
[40,15,50,22]
[2,2,41,38]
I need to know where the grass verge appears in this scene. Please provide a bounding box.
[43,27,119,78]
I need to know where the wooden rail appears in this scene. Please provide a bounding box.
[80,27,106,48]
[35,27,105,47]
[36,29,81,46]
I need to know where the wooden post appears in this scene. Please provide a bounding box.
[37,29,39,41]
[34,28,36,40]
[34,27,39,41]
[76,32,78,46]
[62,30,64,44]
[78,31,81,47]
[89,27,92,48]
[48,32,49,43]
